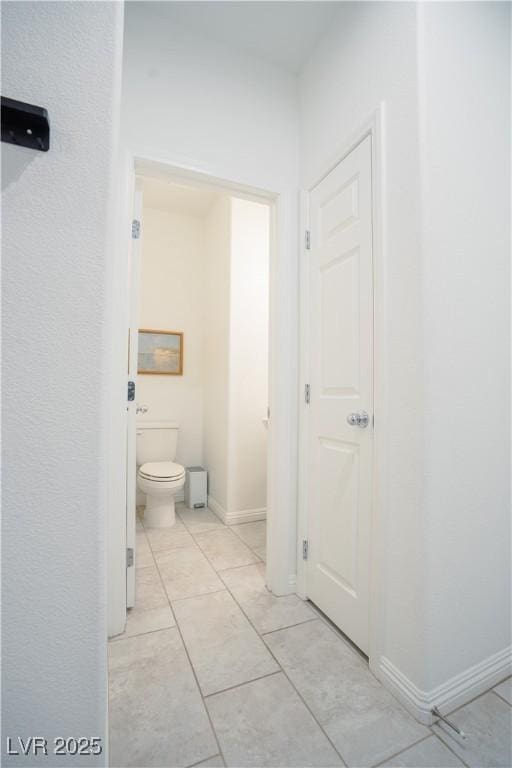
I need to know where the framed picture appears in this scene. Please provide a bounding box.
[138,329,183,375]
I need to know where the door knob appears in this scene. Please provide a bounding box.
[346,411,369,428]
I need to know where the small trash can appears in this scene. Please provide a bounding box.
[184,466,208,509]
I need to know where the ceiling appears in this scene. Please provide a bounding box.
[140,176,223,217]
[138,2,341,73]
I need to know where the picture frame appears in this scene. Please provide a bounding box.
[138,329,184,375]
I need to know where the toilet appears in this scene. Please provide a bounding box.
[136,421,185,528]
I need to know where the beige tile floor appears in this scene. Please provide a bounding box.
[109,503,512,768]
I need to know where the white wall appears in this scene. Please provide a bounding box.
[299,0,511,713]
[122,3,297,192]
[122,2,299,593]
[418,1,511,690]
[138,207,205,469]
[229,198,270,514]
[203,197,232,510]
[2,1,123,762]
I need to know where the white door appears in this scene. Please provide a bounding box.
[306,135,373,654]
[126,186,142,608]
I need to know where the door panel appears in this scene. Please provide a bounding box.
[321,249,360,394]
[307,135,373,654]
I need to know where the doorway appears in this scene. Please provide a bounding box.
[120,157,279,633]
[299,134,375,655]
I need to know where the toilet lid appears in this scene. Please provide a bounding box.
[139,461,185,480]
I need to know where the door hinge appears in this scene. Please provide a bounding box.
[302,540,309,560]
[128,380,136,402]
[305,230,311,250]
[131,219,141,239]
[126,547,134,568]
[304,383,310,404]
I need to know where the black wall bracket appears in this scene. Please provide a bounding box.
[1,96,50,151]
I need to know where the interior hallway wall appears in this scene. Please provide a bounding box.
[418,0,511,691]
[138,206,206,469]
[1,0,124,762]
[122,2,299,594]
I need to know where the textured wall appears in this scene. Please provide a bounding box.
[2,2,123,763]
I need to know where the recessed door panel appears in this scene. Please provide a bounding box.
[319,176,359,242]
[321,248,360,395]
[307,135,373,654]
[316,438,359,593]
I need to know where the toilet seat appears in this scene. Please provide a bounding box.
[139,460,185,482]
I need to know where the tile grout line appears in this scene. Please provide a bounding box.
[260,616,320,637]
[109,624,176,643]
[189,520,349,763]
[228,520,266,552]
[178,505,264,564]
[147,535,193,555]
[306,600,370,663]
[427,729,471,768]
[190,527,259,580]
[176,506,226,537]
[201,532,438,768]
[371,733,433,768]
[119,514,226,765]
[170,588,227,604]
[428,684,512,768]
[137,511,433,767]
[151,536,228,768]
[429,683,512,768]
[490,687,512,707]
[216,560,263,574]
[128,512,508,768]
[194,537,350,768]
[174,507,267,765]
[202,670,283,700]
[185,755,222,768]
[228,594,349,766]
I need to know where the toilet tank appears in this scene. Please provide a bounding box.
[136,421,179,465]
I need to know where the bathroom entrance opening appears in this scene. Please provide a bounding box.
[121,156,277,630]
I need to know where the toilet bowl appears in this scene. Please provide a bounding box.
[136,421,185,528]
[137,461,185,527]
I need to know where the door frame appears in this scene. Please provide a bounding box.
[108,149,293,636]
[126,183,143,609]
[297,104,387,669]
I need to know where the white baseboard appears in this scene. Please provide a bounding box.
[208,495,266,526]
[206,495,227,522]
[377,646,512,725]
